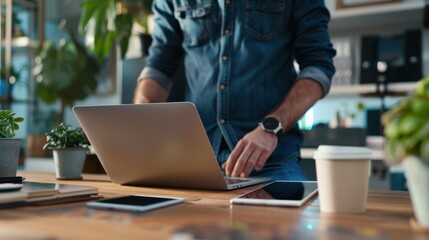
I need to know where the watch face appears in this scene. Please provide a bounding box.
[263,117,279,131]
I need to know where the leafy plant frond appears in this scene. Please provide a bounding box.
[43,123,90,150]
[0,110,24,138]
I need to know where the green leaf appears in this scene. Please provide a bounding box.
[420,138,429,163]
[399,114,424,136]
[416,76,429,98]
[384,119,402,139]
[0,109,24,138]
[79,0,117,63]
[385,138,406,164]
[411,97,429,117]
[34,30,100,120]
[116,13,133,58]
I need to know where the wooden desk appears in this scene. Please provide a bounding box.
[0,172,427,240]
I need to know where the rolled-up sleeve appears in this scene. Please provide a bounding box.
[138,67,173,91]
[137,0,184,91]
[292,0,336,97]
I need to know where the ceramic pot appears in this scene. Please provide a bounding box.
[402,156,429,228]
[53,148,87,180]
[0,138,21,177]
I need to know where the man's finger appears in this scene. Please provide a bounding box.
[241,150,262,177]
[254,151,271,171]
[225,141,245,176]
[231,145,253,177]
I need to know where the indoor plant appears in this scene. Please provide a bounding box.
[43,123,90,180]
[79,0,153,63]
[381,75,429,228]
[33,29,99,124]
[0,109,24,177]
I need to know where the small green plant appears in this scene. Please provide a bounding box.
[43,123,90,150]
[381,76,429,165]
[0,109,24,138]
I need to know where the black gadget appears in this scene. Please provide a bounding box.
[259,117,283,137]
[0,176,25,184]
[86,195,184,212]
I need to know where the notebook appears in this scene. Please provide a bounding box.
[0,182,99,208]
[21,182,99,202]
[73,102,271,190]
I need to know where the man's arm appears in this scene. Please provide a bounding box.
[224,0,334,177]
[134,78,169,103]
[224,79,323,177]
[134,0,183,104]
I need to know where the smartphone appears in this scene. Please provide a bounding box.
[231,181,318,207]
[86,195,184,212]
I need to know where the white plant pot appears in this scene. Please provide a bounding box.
[402,156,429,228]
[53,148,87,180]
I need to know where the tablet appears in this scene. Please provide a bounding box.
[231,181,318,207]
[87,195,184,212]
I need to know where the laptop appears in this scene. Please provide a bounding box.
[73,102,271,190]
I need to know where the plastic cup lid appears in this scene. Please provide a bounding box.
[313,145,372,160]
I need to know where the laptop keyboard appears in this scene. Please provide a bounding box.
[224,178,250,184]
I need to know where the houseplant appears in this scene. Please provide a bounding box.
[0,109,24,177]
[381,76,429,228]
[33,29,99,124]
[43,123,90,180]
[79,0,153,63]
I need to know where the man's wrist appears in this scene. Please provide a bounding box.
[259,116,283,138]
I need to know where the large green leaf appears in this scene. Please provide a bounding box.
[34,41,77,95]
[79,0,118,63]
[116,13,133,59]
[34,30,100,109]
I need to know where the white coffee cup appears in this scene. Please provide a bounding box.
[313,145,372,213]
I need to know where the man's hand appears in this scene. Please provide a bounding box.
[223,127,278,177]
[134,78,169,103]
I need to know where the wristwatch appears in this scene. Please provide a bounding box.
[259,117,283,138]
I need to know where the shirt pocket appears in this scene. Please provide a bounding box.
[244,0,286,41]
[174,0,212,47]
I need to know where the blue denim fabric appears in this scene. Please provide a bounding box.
[140,0,335,179]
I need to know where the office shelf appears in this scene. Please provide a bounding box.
[1,0,43,109]
[328,82,417,97]
[330,0,426,33]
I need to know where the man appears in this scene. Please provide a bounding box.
[134,0,336,180]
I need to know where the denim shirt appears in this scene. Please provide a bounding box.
[139,0,336,166]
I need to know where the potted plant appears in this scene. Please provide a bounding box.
[33,29,99,124]
[79,0,153,63]
[43,123,90,180]
[381,76,429,228]
[0,109,24,177]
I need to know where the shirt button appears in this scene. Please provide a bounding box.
[222,56,228,61]
[220,119,226,124]
[225,0,230,4]
[224,29,230,35]
[219,84,226,90]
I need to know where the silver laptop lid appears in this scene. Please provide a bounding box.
[73,102,231,190]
